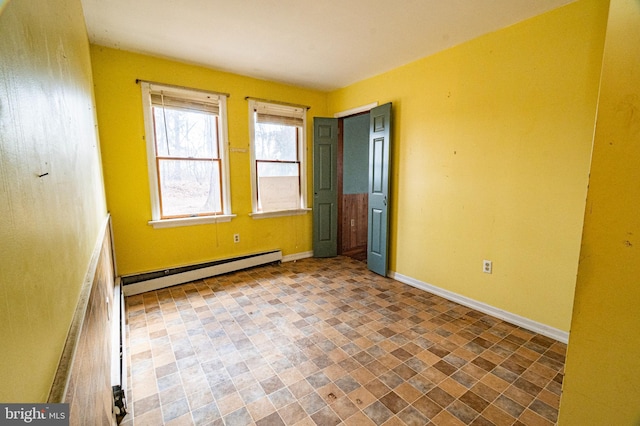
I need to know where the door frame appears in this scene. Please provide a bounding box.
[337,118,344,256]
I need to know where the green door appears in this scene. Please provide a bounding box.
[367,103,392,276]
[313,118,338,257]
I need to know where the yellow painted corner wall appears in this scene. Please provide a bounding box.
[559,0,640,423]
[0,0,108,401]
[329,0,608,332]
[90,46,327,275]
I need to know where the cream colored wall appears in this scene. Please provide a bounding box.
[559,0,640,423]
[90,47,327,276]
[0,0,108,402]
[328,0,608,332]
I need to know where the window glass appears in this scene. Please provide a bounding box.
[153,107,218,158]
[255,123,297,161]
[158,159,222,217]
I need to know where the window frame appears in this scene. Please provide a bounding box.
[248,99,310,219]
[141,82,234,228]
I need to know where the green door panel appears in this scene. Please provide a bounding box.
[367,103,392,275]
[313,118,338,257]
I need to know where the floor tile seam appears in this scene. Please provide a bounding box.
[518,365,559,391]
[485,382,543,424]
[502,382,556,415]
[309,375,376,420]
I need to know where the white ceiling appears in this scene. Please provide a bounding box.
[81,0,573,91]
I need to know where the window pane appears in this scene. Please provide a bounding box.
[254,122,297,161]
[158,159,222,217]
[257,162,299,211]
[153,107,218,158]
[257,161,299,177]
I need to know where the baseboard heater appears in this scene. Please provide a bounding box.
[122,250,282,296]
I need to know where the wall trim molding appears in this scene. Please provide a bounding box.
[334,102,379,118]
[282,251,314,262]
[388,271,569,344]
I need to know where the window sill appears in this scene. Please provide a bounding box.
[148,214,236,229]
[250,208,311,220]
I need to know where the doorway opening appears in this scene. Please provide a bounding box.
[337,112,370,262]
[312,102,391,276]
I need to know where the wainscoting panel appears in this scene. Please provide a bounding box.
[341,192,368,258]
[49,216,117,426]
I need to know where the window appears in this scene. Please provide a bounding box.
[248,100,309,217]
[141,82,233,228]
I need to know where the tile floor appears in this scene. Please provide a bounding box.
[122,256,566,426]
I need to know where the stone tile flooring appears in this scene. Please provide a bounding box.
[121,256,565,425]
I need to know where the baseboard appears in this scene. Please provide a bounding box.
[388,271,569,344]
[282,251,314,262]
[122,250,282,296]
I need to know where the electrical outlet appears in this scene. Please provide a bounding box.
[233,234,240,243]
[483,259,492,274]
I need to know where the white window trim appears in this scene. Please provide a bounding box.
[249,208,311,220]
[149,214,236,229]
[141,82,233,229]
[248,99,309,218]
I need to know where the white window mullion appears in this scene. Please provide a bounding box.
[298,116,308,211]
[248,105,259,214]
[218,95,231,217]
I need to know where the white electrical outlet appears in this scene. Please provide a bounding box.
[483,259,492,274]
[233,234,240,243]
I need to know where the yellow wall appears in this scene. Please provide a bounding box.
[90,47,327,275]
[559,0,640,423]
[0,0,108,401]
[328,0,608,332]
[0,0,623,411]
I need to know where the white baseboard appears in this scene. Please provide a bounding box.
[388,271,569,344]
[282,251,313,262]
